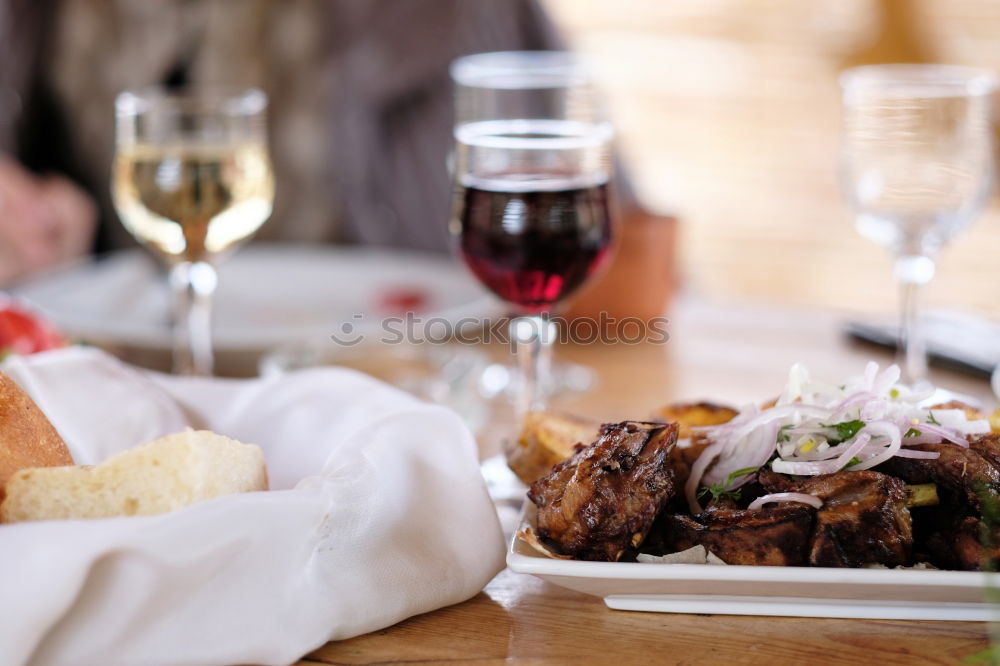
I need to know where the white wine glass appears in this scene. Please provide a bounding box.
[112,87,274,376]
[839,65,997,385]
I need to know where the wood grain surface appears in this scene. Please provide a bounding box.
[302,569,991,665]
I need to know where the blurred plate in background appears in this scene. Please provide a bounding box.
[13,244,495,353]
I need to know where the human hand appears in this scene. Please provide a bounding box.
[0,158,96,285]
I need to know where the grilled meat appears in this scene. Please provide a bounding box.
[875,436,1000,570]
[528,421,678,561]
[944,516,994,570]
[654,504,814,566]
[910,508,993,570]
[759,469,912,567]
[875,439,1000,512]
[971,434,1000,474]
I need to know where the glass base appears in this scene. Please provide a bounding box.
[478,359,597,406]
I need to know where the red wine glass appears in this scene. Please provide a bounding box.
[450,51,614,418]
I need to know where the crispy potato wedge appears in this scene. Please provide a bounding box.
[506,411,601,486]
[653,402,739,439]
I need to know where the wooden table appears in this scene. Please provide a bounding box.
[296,298,997,665]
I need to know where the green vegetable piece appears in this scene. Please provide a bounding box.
[842,455,862,470]
[698,466,760,503]
[776,424,795,443]
[820,419,866,444]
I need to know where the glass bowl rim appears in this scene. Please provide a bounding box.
[839,64,998,96]
[450,50,590,90]
[115,86,268,117]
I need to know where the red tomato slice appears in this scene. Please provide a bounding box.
[0,303,65,356]
[378,288,429,314]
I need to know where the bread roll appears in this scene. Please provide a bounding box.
[1,430,267,523]
[0,370,73,498]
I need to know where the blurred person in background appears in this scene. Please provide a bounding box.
[0,0,674,319]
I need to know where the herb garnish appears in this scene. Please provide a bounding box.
[821,419,866,443]
[842,456,862,470]
[905,428,921,438]
[698,466,760,503]
[927,411,941,426]
[776,424,795,443]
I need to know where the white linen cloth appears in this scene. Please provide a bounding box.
[0,347,505,666]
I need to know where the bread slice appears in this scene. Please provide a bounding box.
[0,430,267,523]
[0,371,73,498]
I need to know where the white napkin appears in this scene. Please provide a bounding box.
[0,347,505,666]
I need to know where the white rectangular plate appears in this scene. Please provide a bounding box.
[507,502,998,621]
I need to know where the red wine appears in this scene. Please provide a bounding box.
[458,179,612,312]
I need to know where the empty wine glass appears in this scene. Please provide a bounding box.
[450,51,615,418]
[113,87,274,376]
[839,65,997,385]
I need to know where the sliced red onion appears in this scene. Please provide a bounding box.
[777,363,811,404]
[785,437,856,461]
[692,404,761,436]
[907,384,937,403]
[685,439,727,514]
[747,492,823,511]
[829,391,876,421]
[771,433,871,475]
[902,433,945,445]
[710,404,829,444]
[860,399,888,422]
[862,361,879,390]
[779,425,824,440]
[854,442,941,462]
[891,449,942,460]
[872,364,901,395]
[702,422,778,487]
[849,421,902,470]
[687,361,988,503]
[894,413,917,432]
[909,423,968,447]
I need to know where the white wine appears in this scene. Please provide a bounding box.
[112,142,274,261]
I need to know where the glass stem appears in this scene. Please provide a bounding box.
[894,254,935,386]
[510,314,556,421]
[168,260,218,377]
